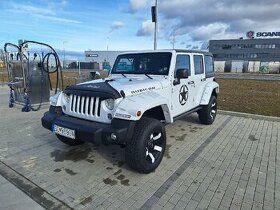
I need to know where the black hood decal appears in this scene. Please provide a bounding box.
[64,82,121,99]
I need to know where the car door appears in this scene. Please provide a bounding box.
[191,54,207,107]
[171,53,195,117]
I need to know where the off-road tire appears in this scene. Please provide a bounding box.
[198,95,217,125]
[125,117,166,173]
[56,135,84,146]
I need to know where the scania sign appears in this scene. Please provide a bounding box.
[246,31,280,38]
[256,32,280,37]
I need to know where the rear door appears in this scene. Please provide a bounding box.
[191,54,207,107]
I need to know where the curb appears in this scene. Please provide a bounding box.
[218,110,280,122]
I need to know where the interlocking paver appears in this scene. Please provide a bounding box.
[0,87,279,210]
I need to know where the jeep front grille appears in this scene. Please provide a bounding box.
[70,95,101,117]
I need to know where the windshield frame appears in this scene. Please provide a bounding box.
[111,52,172,76]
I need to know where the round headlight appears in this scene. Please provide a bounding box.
[49,92,61,106]
[105,99,114,110]
[64,94,70,103]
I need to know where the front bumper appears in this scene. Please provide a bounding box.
[41,110,135,144]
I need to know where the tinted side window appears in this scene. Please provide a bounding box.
[194,55,204,75]
[175,55,190,77]
[205,55,214,78]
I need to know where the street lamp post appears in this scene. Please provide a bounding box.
[152,0,158,50]
[63,41,67,69]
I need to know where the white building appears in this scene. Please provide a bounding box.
[84,51,125,70]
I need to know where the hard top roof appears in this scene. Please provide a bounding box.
[118,49,212,56]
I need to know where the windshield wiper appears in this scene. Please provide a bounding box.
[121,73,127,78]
[145,74,153,80]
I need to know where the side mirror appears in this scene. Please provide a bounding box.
[176,68,189,79]
[173,69,189,85]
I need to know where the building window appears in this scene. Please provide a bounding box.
[237,54,244,59]
[222,45,232,49]
[250,54,257,58]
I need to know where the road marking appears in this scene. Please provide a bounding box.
[140,116,233,209]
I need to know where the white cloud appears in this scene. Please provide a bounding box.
[189,23,233,41]
[157,0,280,42]
[10,3,80,25]
[35,14,81,24]
[12,5,55,16]
[60,0,68,6]
[110,21,125,32]
[137,20,154,36]
[126,0,149,13]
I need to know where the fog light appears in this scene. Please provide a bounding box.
[111,133,117,140]
[54,107,62,115]
[107,113,112,120]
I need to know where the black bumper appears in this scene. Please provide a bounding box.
[41,111,135,144]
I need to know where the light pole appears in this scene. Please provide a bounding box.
[76,60,81,76]
[106,35,109,62]
[63,41,67,69]
[172,34,176,49]
[152,0,158,50]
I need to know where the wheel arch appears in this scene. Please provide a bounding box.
[142,104,172,123]
[114,93,172,122]
[200,81,219,105]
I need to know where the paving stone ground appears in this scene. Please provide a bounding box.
[0,87,279,210]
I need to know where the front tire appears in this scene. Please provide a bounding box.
[125,117,166,173]
[56,135,84,146]
[198,95,217,125]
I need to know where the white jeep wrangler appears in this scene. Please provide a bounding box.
[42,50,219,173]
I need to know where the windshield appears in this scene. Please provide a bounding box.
[111,52,172,75]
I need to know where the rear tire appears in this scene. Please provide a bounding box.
[56,135,84,146]
[125,117,166,173]
[198,95,217,125]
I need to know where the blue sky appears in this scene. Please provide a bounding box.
[1,0,280,56]
[0,0,169,53]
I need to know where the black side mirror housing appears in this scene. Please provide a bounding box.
[176,68,189,79]
[173,69,189,85]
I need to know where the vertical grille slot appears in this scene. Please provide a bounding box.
[77,96,81,113]
[70,95,74,111]
[85,97,89,115]
[94,97,99,116]
[97,99,101,117]
[89,97,94,116]
[75,95,79,112]
[81,96,85,114]
[92,97,96,116]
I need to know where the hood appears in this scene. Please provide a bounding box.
[68,75,167,98]
[108,75,165,97]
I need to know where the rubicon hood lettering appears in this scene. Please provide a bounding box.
[131,87,156,94]
[107,76,164,97]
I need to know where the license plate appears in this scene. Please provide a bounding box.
[53,124,75,139]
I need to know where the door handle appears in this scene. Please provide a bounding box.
[188,81,195,85]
